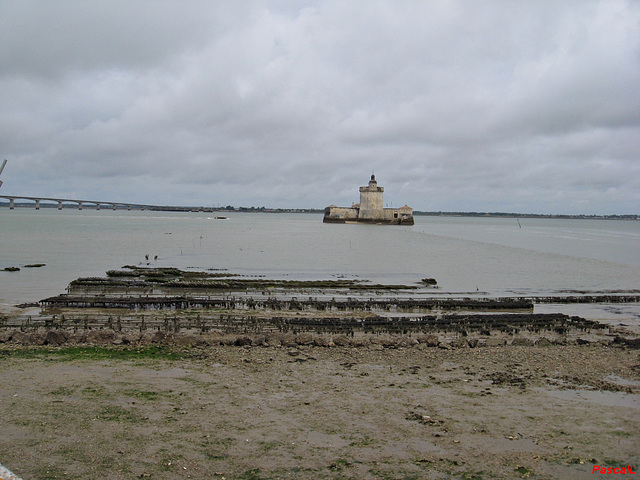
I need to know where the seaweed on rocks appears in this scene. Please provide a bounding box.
[66,267,417,293]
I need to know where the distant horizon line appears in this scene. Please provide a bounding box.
[1,200,637,219]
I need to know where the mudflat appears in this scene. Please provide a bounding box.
[0,343,638,480]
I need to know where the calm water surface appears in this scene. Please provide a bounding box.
[1,209,639,325]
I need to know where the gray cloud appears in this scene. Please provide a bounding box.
[1,0,638,213]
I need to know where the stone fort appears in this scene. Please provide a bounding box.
[323,174,414,225]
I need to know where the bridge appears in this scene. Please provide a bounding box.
[0,160,210,212]
[0,194,158,211]
[0,160,148,209]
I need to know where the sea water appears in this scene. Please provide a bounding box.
[1,209,639,327]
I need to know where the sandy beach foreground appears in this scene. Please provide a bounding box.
[0,342,638,480]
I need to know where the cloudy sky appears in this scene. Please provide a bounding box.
[1,1,638,214]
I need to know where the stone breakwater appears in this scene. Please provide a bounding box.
[1,327,639,351]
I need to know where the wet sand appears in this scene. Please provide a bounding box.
[0,342,638,479]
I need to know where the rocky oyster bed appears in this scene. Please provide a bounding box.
[1,267,637,348]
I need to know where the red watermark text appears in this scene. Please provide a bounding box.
[592,465,636,475]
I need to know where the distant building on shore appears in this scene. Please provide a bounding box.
[323,174,414,225]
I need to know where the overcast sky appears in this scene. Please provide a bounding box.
[1,1,638,214]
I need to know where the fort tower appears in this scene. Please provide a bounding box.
[358,174,384,220]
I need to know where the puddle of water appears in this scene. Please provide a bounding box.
[605,374,640,387]
[536,387,640,408]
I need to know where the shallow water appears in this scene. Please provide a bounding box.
[1,209,639,325]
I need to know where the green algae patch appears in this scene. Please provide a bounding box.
[73,266,417,291]
[0,345,186,361]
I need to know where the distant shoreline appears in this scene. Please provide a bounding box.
[413,211,640,220]
[1,201,637,220]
